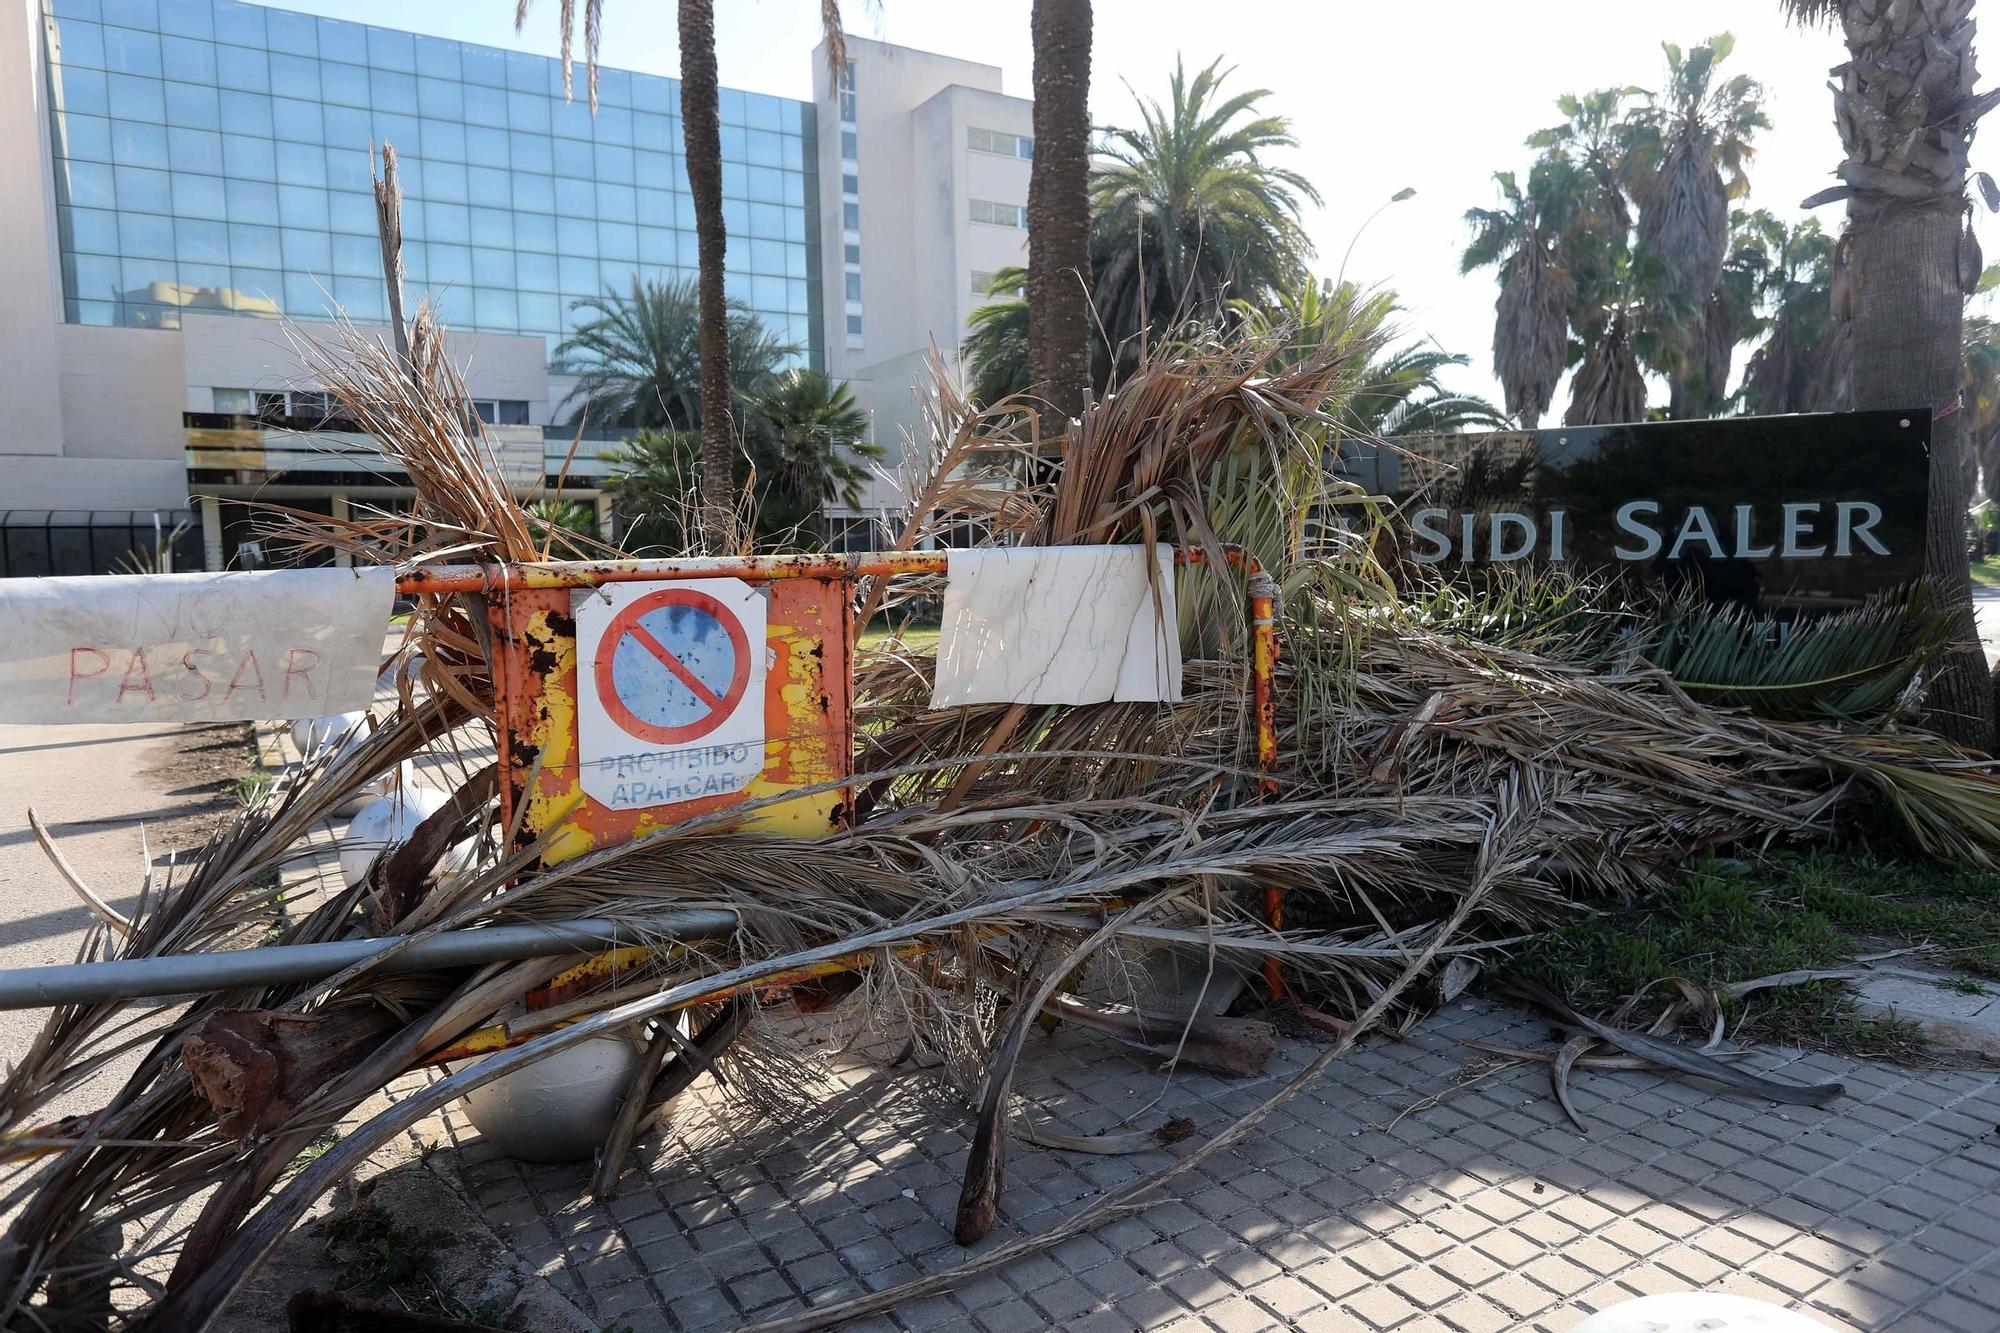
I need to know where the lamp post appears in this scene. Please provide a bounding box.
[1336,186,1417,289]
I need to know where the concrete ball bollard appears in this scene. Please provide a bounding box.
[338,787,452,889]
[290,711,367,757]
[455,1034,646,1163]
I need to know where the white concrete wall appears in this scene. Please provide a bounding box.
[177,313,553,422]
[812,36,1030,516]
[2,0,68,460]
[58,326,186,462]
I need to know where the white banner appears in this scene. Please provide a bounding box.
[931,545,1183,708]
[0,568,398,724]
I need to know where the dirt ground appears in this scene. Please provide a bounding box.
[138,721,259,852]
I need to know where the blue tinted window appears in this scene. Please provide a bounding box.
[511,173,554,213]
[320,60,367,105]
[101,0,156,27]
[598,221,637,261]
[463,84,506,128]
[470,207,511,247]
[228,223,278,266]
[519,291,559,331]
[466,126,508,167]
[632,74,673,113]
[368,26,415,73]
[557,215,595,256]
[331,233,377,276]
[461,44,505,87]
[72,254,122,302]
[54,20,107,69]
[551,136,591,178]
[596,68,631,108]
[638,227,673,264]
[414,35,460,79]
[325,147,370,191]
[506,51,542,92]
[418,77,463,120]
[719,125,746,160]
[373,112,420,152]
[316,18,366,64]
[57,67,110,116]
[277,143,326,187]
[282,271,324,315]
[718,87,746,125]
[172,172,226,219]
[221,132,274,179]
[59,113,113,161]
[558,254,597,292]
[508,91,549,133]
[277,184,326,227]
[371,69,417,115]
[225,178,276,223]
[508,132,552,174]
[167,126,222,173]
[426,202,469,244]
[158,0,211,37]
[555,176,592,213]
[595,144,635,184]
[514,212,555,250]
[215,43,267,92]
[64,160,118,209]
[213,2,264,47]
[421,119,465,162]
[175,215,227,262]
[118,211,173,259]
[747,129,781,168]
[272,96,321,143]
[596,181,635,219]
[103,26,161,76]
[164,79,218,127]
[219,90,271,135]
[334,275,385,321]
[423,161,468,203]
[321,105,369,149]
[269,51,315,90]
[265,9,316,55]
[427,243,470,284]
[328,190,374,233]
[635,188,671,225]
[281,227,329,271]
[474,287,517,329]
[595,106,633,147]
[111,120,167,168]
[68,206,120,252]
[744,93,781,133]
[472,247,513,285]
[517,252,557,291]
[108,74,166,121]
[467,165,509,206]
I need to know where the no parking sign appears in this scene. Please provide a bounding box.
[574,579,767,811]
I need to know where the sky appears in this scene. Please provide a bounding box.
[266,0,2000,410]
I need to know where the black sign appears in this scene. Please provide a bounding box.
[1336,410,1931,612]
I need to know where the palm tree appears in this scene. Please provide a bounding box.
[1628,36,1768,415]
[1027,0,1093,421]
[520,0,851,552]
[1462,163,1578,429]
[1784,0,1997,747]
[1340,345,1510,439]
[553,276,796,429]
[1738,218,1837,415]
[1564,306,1647,426]
[1687,208,1782,417]
[1092,58,1319,358]
[962,267,1032,406]
[744,368,881,518]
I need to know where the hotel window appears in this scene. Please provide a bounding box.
[970,199,1026,228]
[844,242,860,264]
[843,201,860,229]
[846,313,862,335]
[970,270,997,297]
[844,272,862,300]
[471,398,531,425]
[968,127,1033,159]
[841,129,857,160]
[212,387,255,414]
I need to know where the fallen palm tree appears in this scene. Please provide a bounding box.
[3,316,1999,1332]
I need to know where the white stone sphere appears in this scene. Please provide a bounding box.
[338,787,452,889]
[291,711,367,756]
[456,1035,643,1163]
[1573,1293,1843,1333]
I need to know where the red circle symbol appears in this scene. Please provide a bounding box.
[593,588,753,746]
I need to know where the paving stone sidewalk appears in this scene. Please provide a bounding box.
[402,1001,2000,1333]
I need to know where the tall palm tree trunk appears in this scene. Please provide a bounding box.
[1793,0,1997,747]
[679,0,735,551]
[1027,0,1092,422]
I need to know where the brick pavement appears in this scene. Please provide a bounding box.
[405,1000,2000,1332]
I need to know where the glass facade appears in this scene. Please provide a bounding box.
[39,0,821,367]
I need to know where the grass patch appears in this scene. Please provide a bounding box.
[859,620,939,652]
[1970,558,2000,589]
[1507,850,2000,1060]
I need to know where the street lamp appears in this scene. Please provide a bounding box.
[1336,186,1418,289]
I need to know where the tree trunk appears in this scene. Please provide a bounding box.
[679,0,735,552]
[1821,0,1993,749]
[1849,200,1987,745]
[1027,0,1093,423]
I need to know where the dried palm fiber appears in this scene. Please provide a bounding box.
[1564,308,1648,426]
[1639,128,1729,309]
[8,313,2000,1331]
[1493,235,1572,429]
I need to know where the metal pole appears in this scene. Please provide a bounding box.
[0,911,739,1010]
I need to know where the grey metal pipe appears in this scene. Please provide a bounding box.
[0,911,739,1010]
